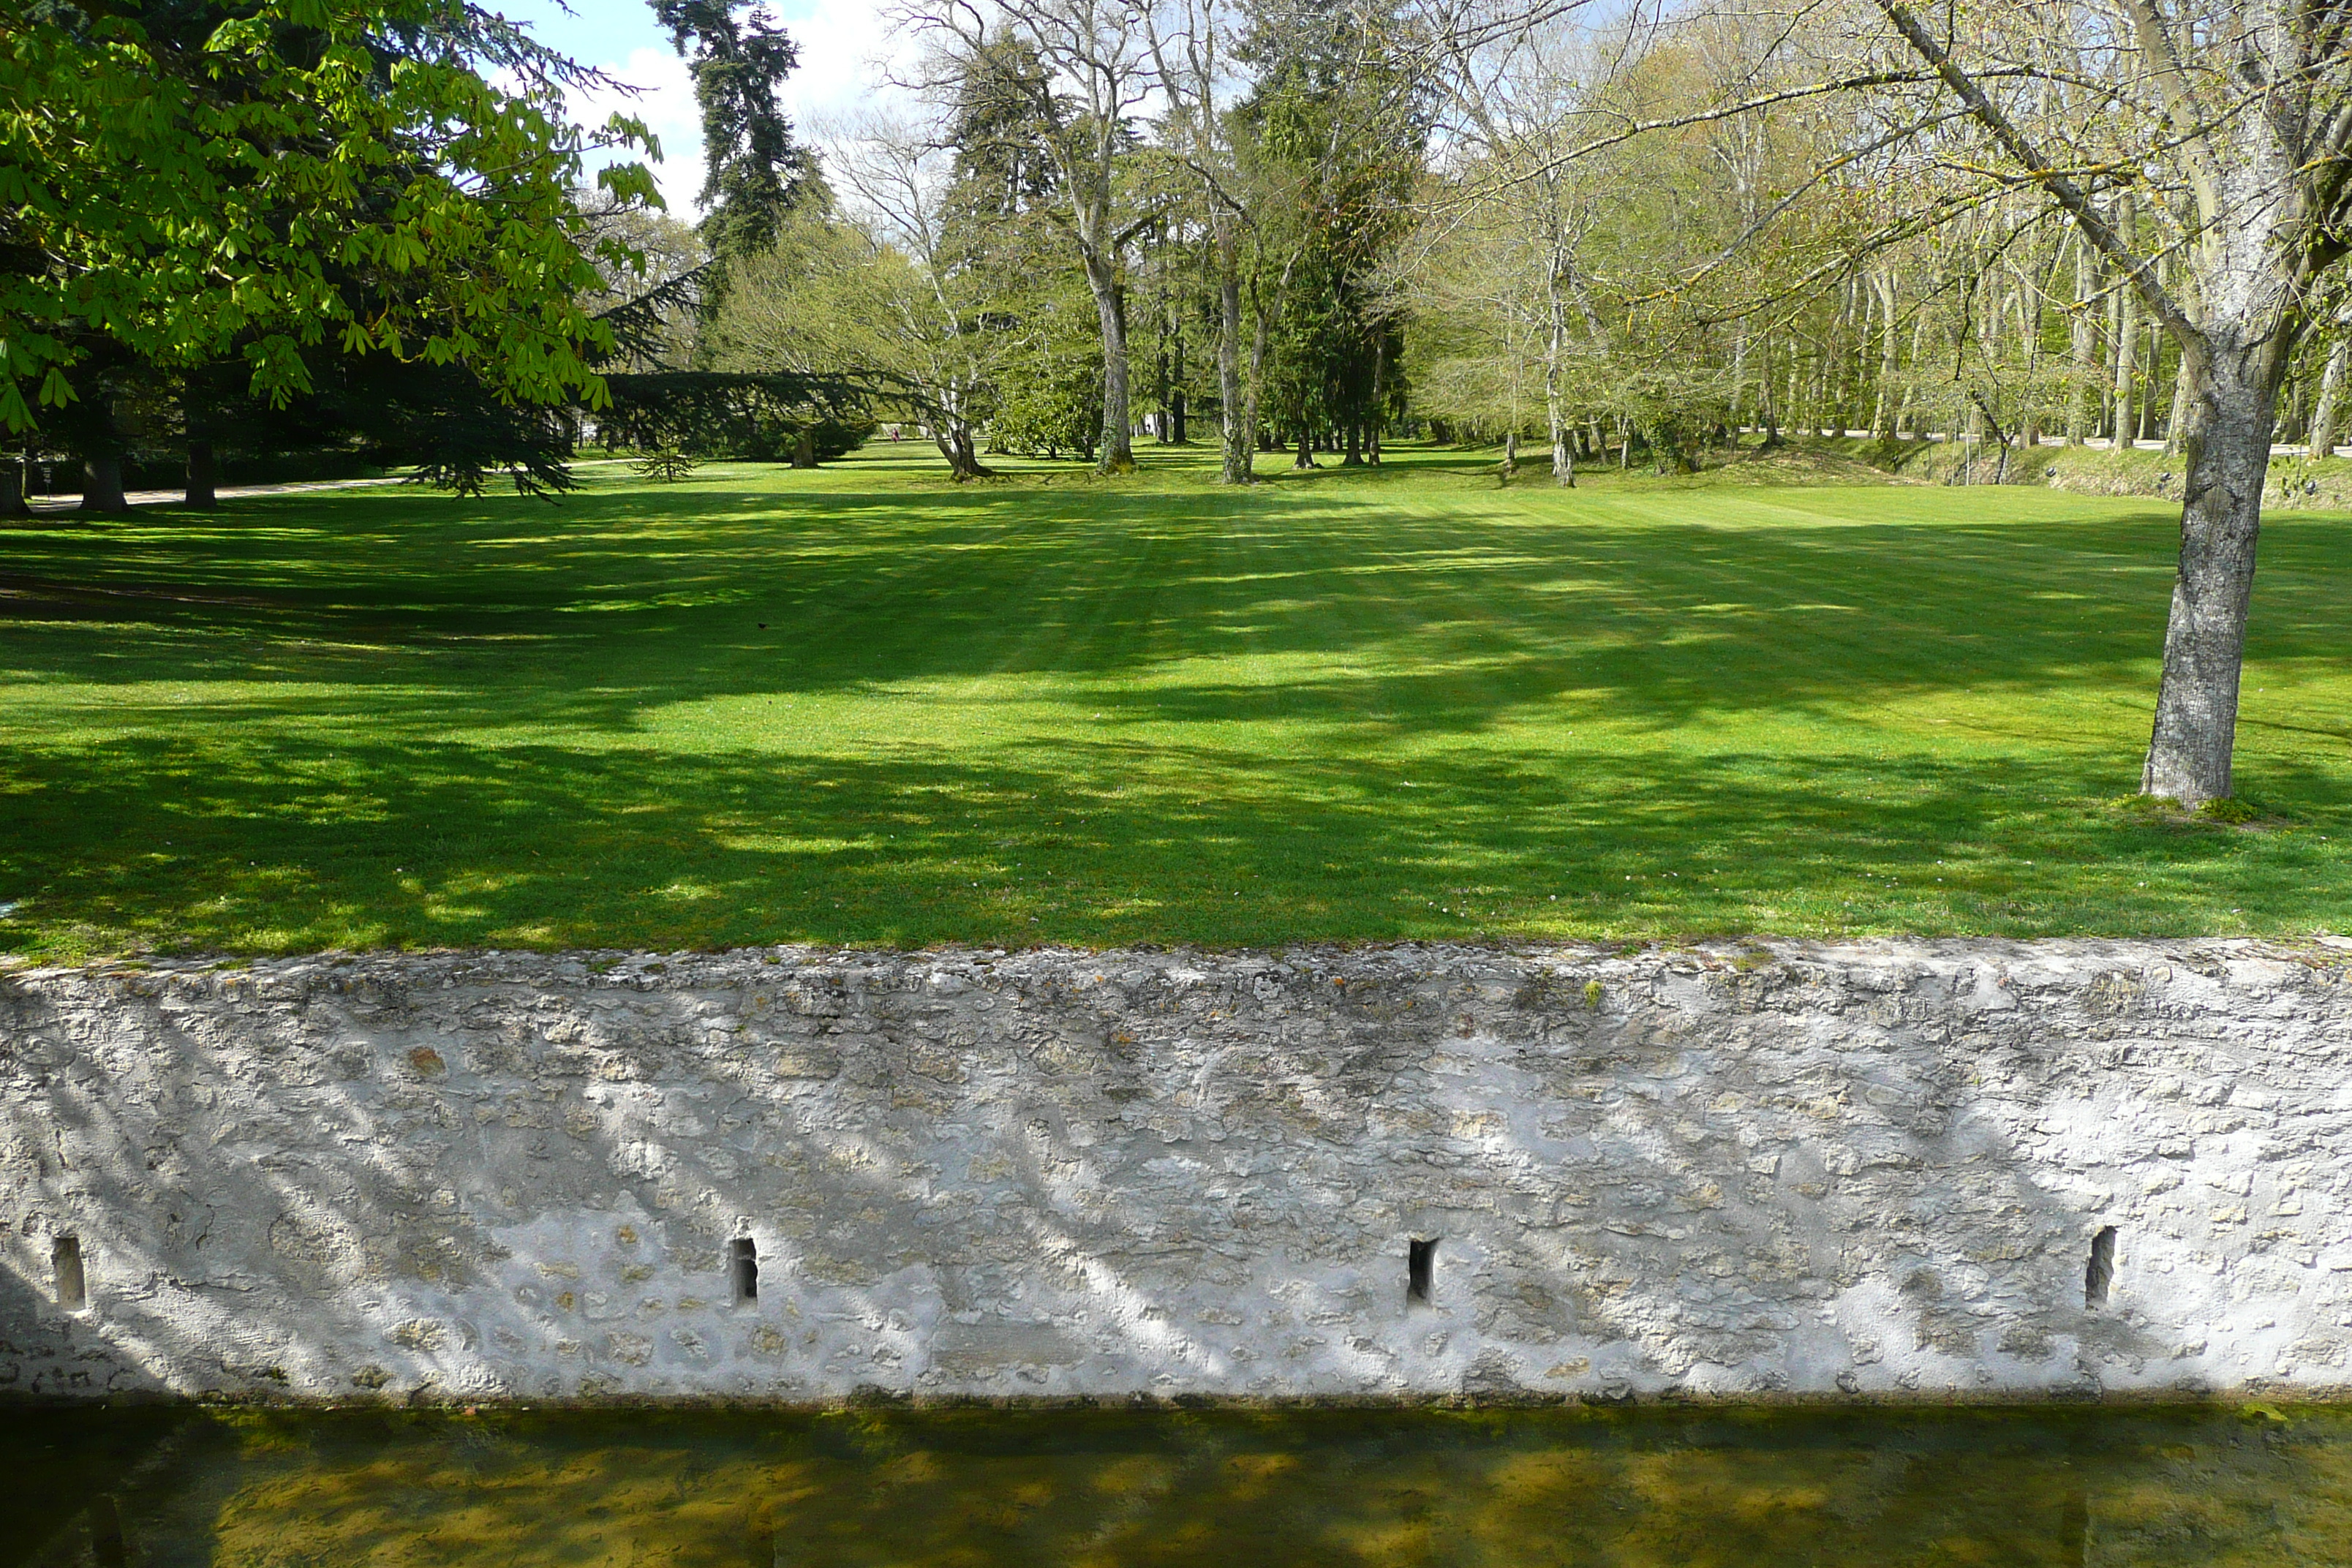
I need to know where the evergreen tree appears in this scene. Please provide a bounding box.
[936,34,1106,461]
[652,0,823,268]
[1235,0,1423,465]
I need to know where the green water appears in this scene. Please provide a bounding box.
[4,1404,2349,1566]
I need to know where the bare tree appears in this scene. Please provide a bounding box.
[908,0,1156,473]
[1428,17,1610,485]
[1859,0,2352,803]
[817,110,1008,477]
[1147,0,1263,483]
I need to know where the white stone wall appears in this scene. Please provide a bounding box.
[1,939,2348,1403]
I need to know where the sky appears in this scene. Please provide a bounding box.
[499,0,915,214]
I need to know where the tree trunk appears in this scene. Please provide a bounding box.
[1545,260,1575,484]
[2141,337,2283,804]
[791,429,818,469]
[1872,269,1901,440]
[931,412,993,480]
[2112,200,2137,449]
[1898,313,1931,437]
[1216,234,1252,485]
[185,440,218,508]
[1342,423,1364,465]
[1501,430,1518,480]
[1084,255,1135,474]
[2163,361,2195,459]
[0,460,25,519]
[1294,429,1315,469]
[1730,327,1749,430]
[2068,239,2097,445]
[2308,336,2349,458]
[80,455,128,513]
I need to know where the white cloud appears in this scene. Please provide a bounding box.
[570,45,706,216]
[780,0,921,127]
[543,1,921,218]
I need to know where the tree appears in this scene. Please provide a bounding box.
[911,1,1156,474]
[652,0,824,270]
[1148,0,1270,483]
[1406,0,2321,802]
[1839,0,2352,804]
[711,198,1000,476]
[1413,16,1609,481]
[0,0,657,495]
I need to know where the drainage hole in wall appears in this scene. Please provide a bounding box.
[1407,1237,1437,1305]
[2084,1226,2117,1309]
[730,1237,759,1304]
[52,1235,86,1311]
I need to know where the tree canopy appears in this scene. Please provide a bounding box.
[0,0,657,437]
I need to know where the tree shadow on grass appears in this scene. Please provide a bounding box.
[2,475,2348,954]
[1,727,2342,956]
[3,486,2319,731]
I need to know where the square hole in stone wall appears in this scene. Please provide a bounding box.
[1407,1237,1437,1305]
[730,1237,758,1305]
[2084,1226,2117,1309]
[52,1235,86,1311]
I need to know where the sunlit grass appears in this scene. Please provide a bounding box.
[0,442,2345,959]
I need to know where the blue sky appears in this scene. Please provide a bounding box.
[496,0,908,213]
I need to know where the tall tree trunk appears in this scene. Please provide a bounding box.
[1898,314,1930,437]
[2308,336,2349,458]
[1872,268,1901,440]
[185,440,217,508]
[791,429,818,469]
[2164,358,2195,459]
[2112,197,2137,449]
[0,459,25,518]
[1216,233,1251,485]
[2143,335,2283,804]
[930,396,993,480]
[1730,327,1749,430]
[1082,253,1135,474]
[80,454,127,513]
[1546,259,1575,485]
[2068,236,2097,445]
[1368,334,1387,464]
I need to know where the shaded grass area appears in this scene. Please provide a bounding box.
[1,443,2345,958]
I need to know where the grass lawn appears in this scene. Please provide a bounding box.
[1,442,2345,960]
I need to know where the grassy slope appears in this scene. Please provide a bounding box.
[0,444,2345,959]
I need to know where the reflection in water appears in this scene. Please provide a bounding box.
[2061,1488,2090,1566]
[85,1496,124,1568]
[4,1404,2351,1566]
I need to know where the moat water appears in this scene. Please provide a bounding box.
[5,1403,2349,1565]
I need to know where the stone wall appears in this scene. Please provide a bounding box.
[1,939,2348,1403]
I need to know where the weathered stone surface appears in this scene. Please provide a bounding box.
[2,938,2348,1403]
